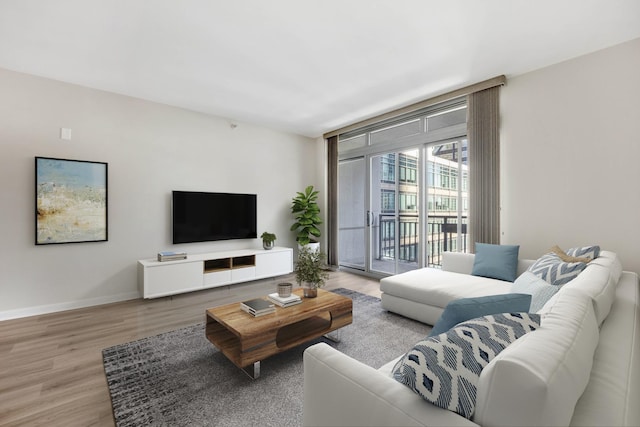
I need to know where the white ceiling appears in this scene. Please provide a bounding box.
[1,0,639,138]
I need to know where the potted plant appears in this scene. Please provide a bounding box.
[260,231,276,250]
[294,245,330,297]
[290,185,322,248]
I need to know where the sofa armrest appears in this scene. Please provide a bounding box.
[303,343,478,427]
[570,271,640,426]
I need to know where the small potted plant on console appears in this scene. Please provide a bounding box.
[260,231,277,250]
[294,245,329,298]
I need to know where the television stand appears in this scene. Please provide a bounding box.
[137,247,293,299]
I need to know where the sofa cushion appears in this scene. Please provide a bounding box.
[527,252,587,285]
[393,312,540,419]
[380,268,512,309]
[471,243,520,282]
[562,250,622,325]
[473,288,599,427]
[428,293,532,336]
[511,271,562,312]
[442,251,535,277]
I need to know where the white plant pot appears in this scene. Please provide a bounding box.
[298,242,320,253]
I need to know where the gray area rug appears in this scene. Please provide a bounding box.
[102,288,430,426]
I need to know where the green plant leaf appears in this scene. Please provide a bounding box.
[298,236,310,246]
[294,245,329,287]
[291,185,322,243]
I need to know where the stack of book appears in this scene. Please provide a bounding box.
[267,292,302,308]
[240,298,276,317]
[157,251,187,262]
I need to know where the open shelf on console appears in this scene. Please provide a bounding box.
[204,258,232,272]
[203,255,256,273]
[232,255,255,269]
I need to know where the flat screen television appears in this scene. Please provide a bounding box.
[172,191,257,244]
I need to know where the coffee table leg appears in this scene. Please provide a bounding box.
[323,329,341,343]
[241,361,260,379]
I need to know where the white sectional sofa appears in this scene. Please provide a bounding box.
[379,252,535,325]
[303,250,640,426]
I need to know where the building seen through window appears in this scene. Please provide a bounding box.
[376,141,468,268]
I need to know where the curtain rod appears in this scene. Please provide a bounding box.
[323,75,506,139]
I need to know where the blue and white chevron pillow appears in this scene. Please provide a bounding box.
[566,245,600,260]
[393,312,540,419]
[527,253,588,286]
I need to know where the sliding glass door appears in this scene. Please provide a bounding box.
[336,101,469,277]
[338,141,469,276]
[338,157,366,270]
[370,149,420,275]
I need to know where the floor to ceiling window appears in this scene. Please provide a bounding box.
[337,100,468,277]
[425,139,469,267]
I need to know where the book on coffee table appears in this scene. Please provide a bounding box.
[267,293,302,307]
[240,298,275,317]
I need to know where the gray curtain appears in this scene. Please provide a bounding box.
[327,136,339,266]
[467,86,501,252]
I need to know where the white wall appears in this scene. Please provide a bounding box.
[0,68,320,319]
[3,38,638,319]
[501,37,640,274]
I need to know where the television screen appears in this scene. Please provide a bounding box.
[172,191,257,244]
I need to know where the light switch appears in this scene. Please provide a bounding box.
[60,128,72,140]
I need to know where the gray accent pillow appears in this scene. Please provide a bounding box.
[511,272,561,312]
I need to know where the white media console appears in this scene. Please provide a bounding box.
[138,247,293,299]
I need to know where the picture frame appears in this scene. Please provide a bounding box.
[35,156,108,245]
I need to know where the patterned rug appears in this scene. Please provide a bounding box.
[102,288,430,426]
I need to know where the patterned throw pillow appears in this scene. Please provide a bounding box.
[393,313,541,419]
[566,245,600,260]
[550,245,591,263]
[527,253,587,286]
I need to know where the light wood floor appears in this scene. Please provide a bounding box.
[0,271,381,427]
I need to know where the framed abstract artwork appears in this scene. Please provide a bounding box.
[35,157,108,245]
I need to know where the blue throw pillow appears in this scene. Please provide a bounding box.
[429,293,532,336]
[394,312,541,419]
[471,243,520,282]
[511,271,562,312]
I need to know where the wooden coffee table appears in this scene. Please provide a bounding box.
[205,288,352,378]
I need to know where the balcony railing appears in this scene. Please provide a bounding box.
[376,214,467,267]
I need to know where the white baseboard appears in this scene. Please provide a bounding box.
[0,291,141,321]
